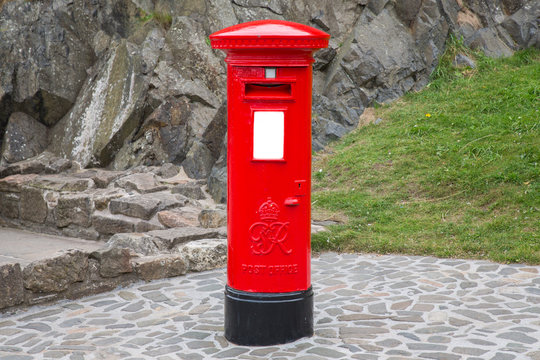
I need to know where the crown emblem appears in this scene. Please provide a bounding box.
[250,197,291,255]
[258,197,280,221]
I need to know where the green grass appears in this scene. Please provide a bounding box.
[312,45,540,264]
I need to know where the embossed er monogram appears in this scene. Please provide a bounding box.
[249,197,292,255]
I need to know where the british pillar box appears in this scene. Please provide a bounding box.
[210,20,329,346]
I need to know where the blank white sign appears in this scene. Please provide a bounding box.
[253,111,284,160]
[265,68,276,79]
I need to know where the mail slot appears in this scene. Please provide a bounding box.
[210,20,329,346]
[245,83,292,99]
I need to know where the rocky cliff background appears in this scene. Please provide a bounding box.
[1,0,538,203]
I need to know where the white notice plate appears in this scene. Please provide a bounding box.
[253,111,284,160]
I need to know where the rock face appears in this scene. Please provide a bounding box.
[22,250,89,293]
[0,0,538,202]
[178,239,227,272]
[1,112,48,164]
[199,209,227,228]
[0,264,24,308]
[55,194,93,228]
[501,1,540,49]
[91,247,133,278]
[133,254,189,281]
[0,1,95,137]
[20,187,48,224]
[48,39,150,168]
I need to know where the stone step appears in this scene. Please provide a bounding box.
[0,219,327,312]
[92,211,163,236]
[114,173,168,194]
[171,182,206,200]
[157,207,201,228]
[0,228,102,267]
[146,226,226,251]
[109,192,189,220]
[0,163,218,241]
[0,227,228,312]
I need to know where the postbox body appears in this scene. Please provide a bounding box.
[211,20,329,346]
[227,65,312,293]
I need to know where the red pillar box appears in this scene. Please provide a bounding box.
[210,20,329,346]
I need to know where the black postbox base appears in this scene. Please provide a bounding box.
[224,285,313,346]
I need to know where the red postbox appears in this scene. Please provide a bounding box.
[210,20,329,345]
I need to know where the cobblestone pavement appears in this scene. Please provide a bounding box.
[1,253,539,360]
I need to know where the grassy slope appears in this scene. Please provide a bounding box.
[312,47,540,264]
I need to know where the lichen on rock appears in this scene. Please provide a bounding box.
[48,39,149,168]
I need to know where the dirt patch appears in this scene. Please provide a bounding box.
[372,160,393,171]
[457,9,482,30]
[399,182,430,203]
[358,107,378,128]
[311,207,348,224]
[312,148,334,165]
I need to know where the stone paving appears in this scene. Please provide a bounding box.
[1,253,539,360]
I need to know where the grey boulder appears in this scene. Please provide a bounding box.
[1,112,48,164]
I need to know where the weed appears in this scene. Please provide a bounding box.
[138,10,172,30]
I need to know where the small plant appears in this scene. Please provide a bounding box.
[153,11,172,30]
[138,9,172,30]
[139,11,153,23]
[431,34,480,86]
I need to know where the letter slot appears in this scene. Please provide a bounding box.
[245,83,292,100]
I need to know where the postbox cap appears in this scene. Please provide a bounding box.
[210,20,329,50]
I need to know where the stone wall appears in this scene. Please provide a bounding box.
[0,152,228,311]
[0,237,228,311]
[0,152,226,241]
[0,0,538,203]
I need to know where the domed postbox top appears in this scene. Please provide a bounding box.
[210,20,329,50]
